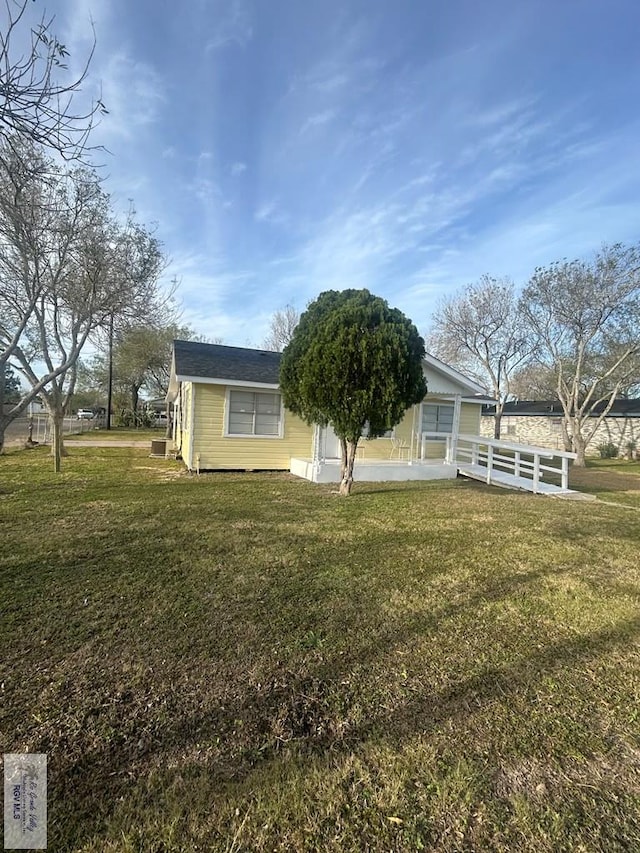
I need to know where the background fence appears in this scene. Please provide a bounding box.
[4,414,102,446]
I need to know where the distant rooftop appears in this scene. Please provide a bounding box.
[483,399,640,417]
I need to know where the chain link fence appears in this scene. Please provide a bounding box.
[4,414,103,446]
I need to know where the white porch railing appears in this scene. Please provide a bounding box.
[455,434,577,493]
[419,431,452,462]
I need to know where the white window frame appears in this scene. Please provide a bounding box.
[421,402,455,434]
[224,387,285,439]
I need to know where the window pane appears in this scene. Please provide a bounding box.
[422,405,438,431]
[228,390,281,435]
[230,391,255,413]
[438,406,454,432]
[422,404,454,433]
[256,393,280,413]
[229,412,254,434]
[255,414,279,435]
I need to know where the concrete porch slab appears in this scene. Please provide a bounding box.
[290,458,458,483]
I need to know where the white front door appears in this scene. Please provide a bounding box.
[323,425,341,458]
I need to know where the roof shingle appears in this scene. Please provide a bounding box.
[173,340,281,385]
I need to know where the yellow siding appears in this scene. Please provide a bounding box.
[358,407,417,460]
[460,402,481,434]
[191,383,314,470]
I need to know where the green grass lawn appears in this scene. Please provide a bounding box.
[568,457,640,509]
[1,448,639,851]
[68,427,161,442]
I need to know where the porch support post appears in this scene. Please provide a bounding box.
[312,424,323,472]
[409,404,418,465]
[449,394,462,463]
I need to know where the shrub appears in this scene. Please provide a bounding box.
[597,441,619,459]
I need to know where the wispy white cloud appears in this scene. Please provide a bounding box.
[299,109,336,135]
[205,0,253,52]
[254,201,289,227]
[47,0,640,348]
[96,52,165,141]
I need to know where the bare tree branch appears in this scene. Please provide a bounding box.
[0,0,106,162]
[263,304,299,352]
[426,275,532,438]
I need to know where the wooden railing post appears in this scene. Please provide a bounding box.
[486,445,493,484]
[562,457,569,491]
[532,453,540,493]
[514,451,521,477]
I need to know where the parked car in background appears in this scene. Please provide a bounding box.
[76,409,95,420]
[153,411,168,427]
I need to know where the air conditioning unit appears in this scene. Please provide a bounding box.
[150,439,167,457]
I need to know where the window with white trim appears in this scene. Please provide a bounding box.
[227,390,282,436]
[422,403,454,433]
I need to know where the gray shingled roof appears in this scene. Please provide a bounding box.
[173,339,281,385]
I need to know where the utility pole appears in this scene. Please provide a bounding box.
[106,312,114,430]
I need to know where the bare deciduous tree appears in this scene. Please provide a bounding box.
[427,276,531,438]
[0,0,106,161]
[521,243,640,466]
[0,140,167,466]
[263,304,299,352]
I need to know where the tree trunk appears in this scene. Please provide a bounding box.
[572,432,587,467]
[494,410,502,440]
[339,438,348,482]
[49,409,68,472]
[339,439,358,496]
[0,371,4,453]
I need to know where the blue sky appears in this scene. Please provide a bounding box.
[50,0,640,345]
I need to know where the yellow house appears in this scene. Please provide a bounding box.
[166,340,491,482]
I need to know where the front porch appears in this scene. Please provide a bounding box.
[290,456,458,483]
[290,432,581,496]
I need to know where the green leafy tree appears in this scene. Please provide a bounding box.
[2,363,21,405]
[280,289,427,495]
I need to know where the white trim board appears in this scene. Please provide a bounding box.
[176,374,279,390]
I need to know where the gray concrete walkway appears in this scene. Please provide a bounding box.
[64,440,151,448]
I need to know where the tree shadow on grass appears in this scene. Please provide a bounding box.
[38,555,640,850]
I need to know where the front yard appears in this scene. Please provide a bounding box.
[1,448,639,851]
